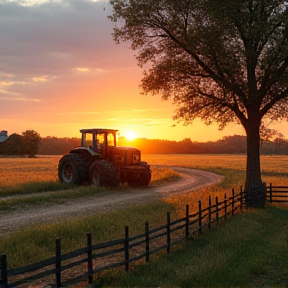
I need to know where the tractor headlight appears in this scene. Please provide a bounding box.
[133,153,140,163]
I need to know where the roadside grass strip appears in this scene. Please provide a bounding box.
[113,206,288,288]
[0,200,176,268]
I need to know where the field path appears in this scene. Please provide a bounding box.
[0,167,223,235]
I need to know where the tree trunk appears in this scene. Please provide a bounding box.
[245,118,266,208]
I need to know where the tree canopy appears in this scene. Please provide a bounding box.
[0,130,41,157]
[22,130,41,158]
[109,0,288,206]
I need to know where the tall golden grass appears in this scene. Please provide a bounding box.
[0,157,60,187]
[143,154,288,172]
[1,154,288,188]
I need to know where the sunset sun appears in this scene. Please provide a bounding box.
[125,131,137,141]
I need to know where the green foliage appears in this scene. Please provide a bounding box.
[109,0,288,127]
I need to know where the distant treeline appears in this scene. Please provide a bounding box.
[37,135,288,155]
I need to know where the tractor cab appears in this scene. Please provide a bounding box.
[80,128,117,158]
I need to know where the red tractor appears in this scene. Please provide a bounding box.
[58,129,151,187]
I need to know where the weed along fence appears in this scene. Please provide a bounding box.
[0,184,286,287]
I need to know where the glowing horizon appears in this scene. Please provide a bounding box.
[2,0,288,142]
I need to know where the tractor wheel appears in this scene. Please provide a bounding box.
[58,153,88,185]
[89,160,119,188]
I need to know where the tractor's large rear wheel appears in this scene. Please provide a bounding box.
[89,160,119,187]
[58,153,89,185]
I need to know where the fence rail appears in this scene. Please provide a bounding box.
[267,183,288,203]
[0,183,287,287]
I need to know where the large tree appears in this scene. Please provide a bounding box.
[22,130,41,158]
[108,0,288,207]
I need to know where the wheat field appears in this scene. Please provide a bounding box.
[1,154,288,188]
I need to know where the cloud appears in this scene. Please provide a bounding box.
[0,96,42,102]
[2,0,176,140]
[72,67,104,73]
[0,0,137,108]
[0,0,129,78]
[56,109,169,116]
[31,75,50,82]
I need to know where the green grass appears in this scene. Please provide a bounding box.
[203,167,246,190]
[110,205,288,288]
[0,200,177,268]
[0,181,72,197]
[0,185,110,212]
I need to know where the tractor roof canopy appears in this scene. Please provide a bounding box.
[80,129,119,134]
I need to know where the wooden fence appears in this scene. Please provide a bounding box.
[266,183,288,203]
[0,184,287,287]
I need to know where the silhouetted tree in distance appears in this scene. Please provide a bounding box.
[22,130,41,158]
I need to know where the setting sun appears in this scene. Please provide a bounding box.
[125,131,137,141]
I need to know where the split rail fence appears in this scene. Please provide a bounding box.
[0,183,287,287]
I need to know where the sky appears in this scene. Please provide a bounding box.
[1,0,288,142]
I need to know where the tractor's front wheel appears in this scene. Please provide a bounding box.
[89,160,119,188]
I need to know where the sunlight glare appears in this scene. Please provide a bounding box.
[125,131,137,141]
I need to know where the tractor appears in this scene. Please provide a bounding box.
[58,128,151,187]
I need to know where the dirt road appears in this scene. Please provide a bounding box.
[0,167,224,235]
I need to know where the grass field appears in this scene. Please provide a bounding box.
[2,154,287,216]
[0,155,183,188]
[2,154,288,188]
[1,154,288,287]
[113,206,288,288]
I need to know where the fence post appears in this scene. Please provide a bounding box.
[145,222,150,262]
[224,193,227,222]
[185,204,190,239]
[208,196,211,230]
[0,254,8,288]
[167,212,171,254]
[87,233,93,284]
[55,237,61,288]
[232,188,235,216]
[124,226,129,272]
[270,183,272,203]
[198,200,202,235]
[216,197,219,224]
[240,186,243,211]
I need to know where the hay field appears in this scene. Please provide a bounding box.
[144,154,288,172]
[1,154,288,188]
[0,156,60,187]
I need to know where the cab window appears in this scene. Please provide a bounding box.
[107,133,115,146]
